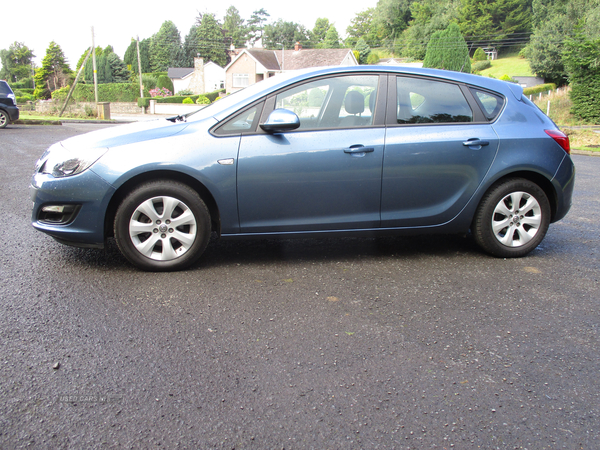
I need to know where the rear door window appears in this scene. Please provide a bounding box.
[396,77,473,124]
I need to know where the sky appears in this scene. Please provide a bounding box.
[1,0,379,70]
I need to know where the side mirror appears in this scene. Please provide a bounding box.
[260,108,300,133]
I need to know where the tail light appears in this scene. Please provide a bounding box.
[545,129,570,155]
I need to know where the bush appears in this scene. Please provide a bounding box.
[13,78,34,89]
[149,87,172,98]
[204,90,223,103]
[51,86,70,101]
[182,97,194,104]
[523,83,557,96]
[499,74,518,84]
[473,48,487,62]
[196,95,210,105]
[141,74,157,90]
[366,52,380,65]
[472,60,491,72]
[156,75,174,93]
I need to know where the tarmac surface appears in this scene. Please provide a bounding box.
[1,122,598,449]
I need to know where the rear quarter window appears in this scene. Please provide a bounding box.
[470,88,505,121]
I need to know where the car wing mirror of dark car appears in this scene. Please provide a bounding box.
[260,108,300,133]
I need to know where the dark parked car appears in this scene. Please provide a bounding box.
[30,66,575,271]
[0,80,19,128]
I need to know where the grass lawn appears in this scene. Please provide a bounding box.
[477,56,533,78]
[17,111,109,122]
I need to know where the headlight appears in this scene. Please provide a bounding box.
[38,143,108,178]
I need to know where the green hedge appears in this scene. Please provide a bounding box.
[523,83,557,96]
[472,60,491,72]
[51,83,149,102]
[137,89,223,108]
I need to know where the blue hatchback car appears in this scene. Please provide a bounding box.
[31,66,575,271]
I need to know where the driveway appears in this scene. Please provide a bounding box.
[1,123,598,448]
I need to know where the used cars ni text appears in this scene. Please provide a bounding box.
[30,66,575,271]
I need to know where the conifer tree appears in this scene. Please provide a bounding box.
[423,23,471,73]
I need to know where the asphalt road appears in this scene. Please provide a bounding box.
[1,123,598,449]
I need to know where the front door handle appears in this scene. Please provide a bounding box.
[344,145,375,154]
[463,138,490,148]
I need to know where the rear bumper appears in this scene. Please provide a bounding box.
[551,154,575,223]
[3,105,19,122]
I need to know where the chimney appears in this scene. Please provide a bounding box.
[294,42,302,51]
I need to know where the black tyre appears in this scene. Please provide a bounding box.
[0,110,8,129]
[114,181,211,271]
[473,178,551,258]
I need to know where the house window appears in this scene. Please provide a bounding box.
[233,73,249,88]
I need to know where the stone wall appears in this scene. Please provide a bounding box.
[35,100,142,116]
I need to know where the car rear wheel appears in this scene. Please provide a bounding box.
[473,178,551,258]
[0,110,8,129]
[114,181,211,271]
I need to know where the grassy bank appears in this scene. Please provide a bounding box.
[478,55,533,78]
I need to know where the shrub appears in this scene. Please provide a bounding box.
[141,74,157,90]
[149,87,172,97]
[204,90,223,103]
[523,83,557,96]
[177,89,194,96]
[156,75,174,93]
[366,52,380,65]
[472,60,491,72]
[13,78,34,89]
[51,86,70,101]
[473,48,487,62]
[182,97,194,104]
[196,95,210,105]
[499,74,518,83]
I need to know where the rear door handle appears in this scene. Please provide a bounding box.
[463,138,490,148]
[344,145,375,154]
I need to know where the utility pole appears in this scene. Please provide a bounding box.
[136,36,144,112]
[92,27,98,104]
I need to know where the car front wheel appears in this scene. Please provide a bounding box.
[473,178,551,258]
[114,181,211,271]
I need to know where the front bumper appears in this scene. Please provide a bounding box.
[30,169,115,247]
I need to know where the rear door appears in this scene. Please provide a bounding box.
[381,75,500,228]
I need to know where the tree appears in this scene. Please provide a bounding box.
[311,18,330,47]
[400,0,460,60]
[247,8,270,46]
[263,20,310,49]
[423,22,471,72]
[196,13,227,67]
[562,24,600,122]
[0,42,35,82]
[149,21,183,72]
[124,38,151,74]
[346,8,381,48]
[34,41,71,99]
[106,51,131,82]
[223,6,247,48]
[459,0,533,48]
[323,25,342,48]
[525,0,600,85]
[355,38,371,64]
[372,0,416,49]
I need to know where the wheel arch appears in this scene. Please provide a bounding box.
[480,170,558,222]
[104,170,221,239]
